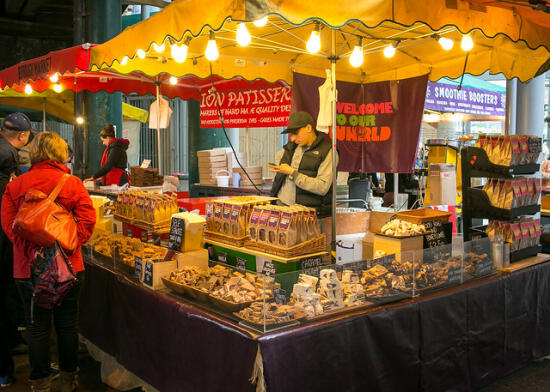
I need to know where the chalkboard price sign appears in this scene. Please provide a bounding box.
[134,257,143,282]
[423,220,447,248]
[475,259,494,277]
[273,287,287,305]
[236,257,246,273]
[261,260,276,277]
[218,252,227,263]
[167,217,185,252]
[446,267,462,285]
[301,256,322,271]
[143,261,154,287]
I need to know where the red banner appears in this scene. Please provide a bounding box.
[292,72,428,173]
[200,85,291,128]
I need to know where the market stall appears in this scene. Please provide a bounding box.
[75,0,550,390]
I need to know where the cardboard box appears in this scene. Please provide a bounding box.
[373,234,423,262]
[234,166,263,175]
[429,163,457,206]
[142,259,177,290]
[336,210,370,235]
[362,232,375,259]
[369,211,395,231]
[198,160,227,169]
[176,249,209,270]
[197,149,226,157]
[198,155,227,163]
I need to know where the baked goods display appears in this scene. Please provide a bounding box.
[486,218,541,251]
[463,252,492,277]
[114,190,178,227]
[380,219,427,237]
[205,196,273,244]
[482,177,541,209]
[130,166,164,187]
[476,134,541,166]
[165,265,277,310]
[235,302,306,327]
[86,231,165,267]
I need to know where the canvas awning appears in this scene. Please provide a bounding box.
[89,0,550,83]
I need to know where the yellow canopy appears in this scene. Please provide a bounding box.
[90,0,550,83]
[0,89,149,124]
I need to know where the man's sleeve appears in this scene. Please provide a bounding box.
[293,149,338,196]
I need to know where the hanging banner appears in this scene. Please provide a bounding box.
[424,82,505,117]
[292,72,428,173]
[200,85,292,128]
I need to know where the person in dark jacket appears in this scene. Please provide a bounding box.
[0,113,32,389]
[270,111,337,219]
[84,124,129,186]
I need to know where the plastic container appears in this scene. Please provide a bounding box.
[216,169,230,187]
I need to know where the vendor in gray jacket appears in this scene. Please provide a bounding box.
[270,111,337,219]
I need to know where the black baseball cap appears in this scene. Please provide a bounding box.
[2,112,32,132]
[282,111,315,134]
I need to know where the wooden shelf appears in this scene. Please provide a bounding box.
[205,239,327,264]
[501,253,550,273]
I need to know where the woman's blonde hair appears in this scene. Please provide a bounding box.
[29,132,68,165]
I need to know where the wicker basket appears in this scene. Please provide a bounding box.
[245,234,326,258]
[204,230,249,247]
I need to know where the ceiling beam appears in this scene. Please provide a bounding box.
[121,0,170,8]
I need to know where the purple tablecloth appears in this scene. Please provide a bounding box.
[80,258,550,392]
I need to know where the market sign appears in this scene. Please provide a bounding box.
[292,72,428,173]
[424,82,506,117]
[200,85,291,128]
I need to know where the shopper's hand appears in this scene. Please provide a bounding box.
[270,163,294,175]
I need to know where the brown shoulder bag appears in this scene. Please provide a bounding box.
[13,174,78,251]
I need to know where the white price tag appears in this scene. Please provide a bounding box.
[140,159,151,168]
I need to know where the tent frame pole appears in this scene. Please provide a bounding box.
[331,29,337,260]
[156,83,162,175]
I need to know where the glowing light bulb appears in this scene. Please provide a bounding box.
[349,38,363,67]
[169,76,178,85]
[76,116,84,125]
[205,31,219,61]
[438,37,454,51]
[49,73,59,83]
[53,83,62,93]
[306,23,321,54]
[461,34,474,51]
[153,42,165,53]
[253,16,268,27]
[383,44,396,58]
[24,84,32,95]
[137,49,146,59]
[170,38,189,63]
[120,56,129,66]
[236,23,251,47]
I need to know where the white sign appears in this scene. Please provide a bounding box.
[140,159,151,168]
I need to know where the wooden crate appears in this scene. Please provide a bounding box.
[373,234,423,261]
[396,208,451,224]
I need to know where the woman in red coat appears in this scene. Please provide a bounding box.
[84,124,130,186]
[1,132,96,391]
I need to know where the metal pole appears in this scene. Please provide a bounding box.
[331,29,337,260]
[156,83,162,175]
[42,99,46,131]
[505,79,517,135]
[394,173,399,211]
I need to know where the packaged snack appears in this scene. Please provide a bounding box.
[527,219,537,247]
[248,206,262,241]
[526,178,535,206]
[534,219,541,246]
[212,202,224,233]
[257,208,271,244]
[502,180,514,210]
[489,136,501,165]
[510,136,521,166]
[519,136,529,165]
[483,178,494,203]
[496,179,507,208]
[475,134,486,149]
[486,220,496,238]
[499,136,512,166]
[267,207,282,245]
[221,202,233,235]
[230,204,245,238]
[518,178,528,207]
[205,202,214,231]
[511,223,522,251]
[278,210,298,248]
[534,178,541,205]
[512,180,522,208]
[520,220,530,250]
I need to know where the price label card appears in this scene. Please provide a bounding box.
[134,256,143,282]
[140,159,151,168]
[143,261,154,287]
[218,252,227,263]
[476,259,494,277]
[301,256,322,271]
[424,220,448,248]
[446,267,462,285]
[236,257,246,273]
[167,217,184,252]
[528,137,542,153]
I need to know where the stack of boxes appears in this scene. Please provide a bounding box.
[130,166,164,187]
[234,166,263,186]
[197,148,252,186]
